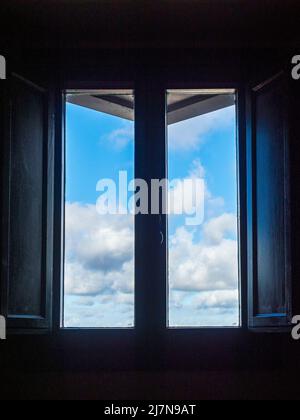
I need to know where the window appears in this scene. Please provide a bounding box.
[167,90,240,327]
[62,88,240,329]
[0,66,293,339]
[63,90,135,328]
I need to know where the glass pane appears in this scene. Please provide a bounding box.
[167,90,240,327]
[64,90,135,328]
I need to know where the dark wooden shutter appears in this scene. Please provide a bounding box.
[1,73,54,330]
[247,72,292,329]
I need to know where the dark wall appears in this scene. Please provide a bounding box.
[1,0,300,51]
[1,1,300,401]
[3,370,300,400]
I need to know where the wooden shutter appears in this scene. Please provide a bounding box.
[247,71,292,329]
[1,73,54,330]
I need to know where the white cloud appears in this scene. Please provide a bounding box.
[168,159,226,224]
[65,202,134,296]
[102,123,134,151]
[65,205,238,297]
[193,289,239,310]
[168,106,235,151]
[203,213,237,245]
[169,288,240,327]
[168,159,214,225]
[169,214,239,293]
[168,178,205,225]
[64,203,239,326]
[66,203,133,271]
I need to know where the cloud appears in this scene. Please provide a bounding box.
[65,202,134,296]
[168,178,205,225]
[65,206,238,297]
[168,160,209,225]
[64,203,239,326]
[204,213,237,244]
[168,159,226,224]
[168,106,235,151]
[169,214,239,293]
[169,289,239,313]
[102,122,134,151]
[65,203,133,272]
[169,288,239,326]
[193,289,239,310]
[75,297,96,307]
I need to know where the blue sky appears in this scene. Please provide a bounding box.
[66,105,134,205]
[64,98,239,328]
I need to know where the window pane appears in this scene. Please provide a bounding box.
[64,90,135,328]
[167,90,240,327]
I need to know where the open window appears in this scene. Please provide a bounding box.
[166,89,240,328]
[63,90,135,328]
[0,67,293,335]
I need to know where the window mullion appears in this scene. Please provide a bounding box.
[135,79,167,335]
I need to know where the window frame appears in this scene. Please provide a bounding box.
[62,88,136,330]
[54,80,247,334]
[164,83,248,334]
[165,87,244,330]
[53,82,138,332]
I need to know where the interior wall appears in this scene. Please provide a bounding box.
[2,370,300,400]
[1,1,300,400]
